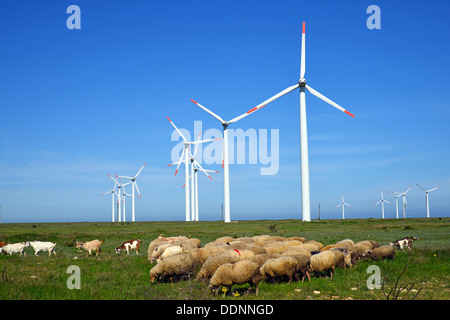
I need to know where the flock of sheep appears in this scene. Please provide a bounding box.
[148,234,397,295]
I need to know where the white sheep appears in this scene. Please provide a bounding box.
[309,250,337,279]
[150,252,197,284]
[209,260,261,295]
[259,256,299,284]
[157,245,183,262]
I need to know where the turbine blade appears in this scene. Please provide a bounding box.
[190,99,225,123]
[375,200,381,206]
[228,84,300,124]
[416,184,426,191]
[300,21,306,79]
[134,163,147,178]
[167,117,188,142]
[134,181,142,198]
[193,159,213,180]
[429,186,440,192]
[174,148,186,176]
[305,84,355,117]
[190,137,221,145]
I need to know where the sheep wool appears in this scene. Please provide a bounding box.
[259,256,298,284]
[150,252,196,284]
[309,250,337,278]
[209,261,260,295]
[367,245,395,261]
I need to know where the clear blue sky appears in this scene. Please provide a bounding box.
[1,0,449,223]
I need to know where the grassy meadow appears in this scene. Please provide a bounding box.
[0,217,449,300]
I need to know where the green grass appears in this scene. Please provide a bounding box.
[0,218,449,300]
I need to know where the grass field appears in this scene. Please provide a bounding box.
[0,218,449,300]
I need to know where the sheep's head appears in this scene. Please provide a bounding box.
[149,272,159,284]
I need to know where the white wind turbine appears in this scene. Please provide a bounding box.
[393,186,413,219]
[336,193,351,219]
[183,159,220,221]
[188,134,220,221]
[101,182,119,222]
[120,183,135,222]
[374,189,391,219]
[108,174,131,222]
[387,191,401,219]
[416,184,440,218]
[117,163,146,222]
[167,117,221,221]
[191,21,355,222]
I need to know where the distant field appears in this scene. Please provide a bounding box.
[0,218,449,300]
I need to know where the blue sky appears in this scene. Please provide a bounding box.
[0,0,449,223]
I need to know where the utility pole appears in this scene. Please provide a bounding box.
[318,203,320,221]
[221,204,224,222]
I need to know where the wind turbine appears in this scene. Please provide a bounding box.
[416,184,440,218]
[183,160,220,221]
[120,183,135,222]
[117,163,146,222]
[108,174,131,222]
[101,182,118,222]
[336,193,351,219]
[387,191,401,219]
[374,188,391,219]
[191,21,355,222]
[394,186,413,219]
[167,117,220,221]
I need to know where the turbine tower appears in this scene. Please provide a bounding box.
[117,163,146,222]
[336,193,351,219]
[416,184,440,218]
[393,186,413,219]
[101,182,118,222]
[374,188,391,219]
[191,22,355,222]
[387,191,401,218]
[167,117,220,221]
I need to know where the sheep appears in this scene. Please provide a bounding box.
[309,250,337,279]
[217,249,255,261]
[209,260,261,295]
[332,248,352,268]
[259,256,299,284]
[147,238,169,260]
[150,252,197,284]
[157,245,183,262]
[193,245,227,264]
[75,240,104,256]
[351,240,374,264]
[281,246,311,258]
[150,243,174,262]
[0,242,28,257]
[250,253,281,268]
[287,254,311,283]
[366,245,395,261]
[26,241,57,256]
[197,254,238,283]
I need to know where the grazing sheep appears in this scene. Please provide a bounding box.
[309,251,337,279]
[197,254,238,283]
[150,243,174,262]
[209,261,260,295]
[150,252,197,284]
[194,245,227,264]
[218,249,255,261]
[287,254,311,283]
[250,253,281,268]
[332,248,352,268]
[281,246,311,258]
[259,256,298,284]
[366,245,395,261]
[76,240,104,256]
[157,245,183,262]
[147,238,169,260]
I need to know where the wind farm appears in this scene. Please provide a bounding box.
[1,1,450,304]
